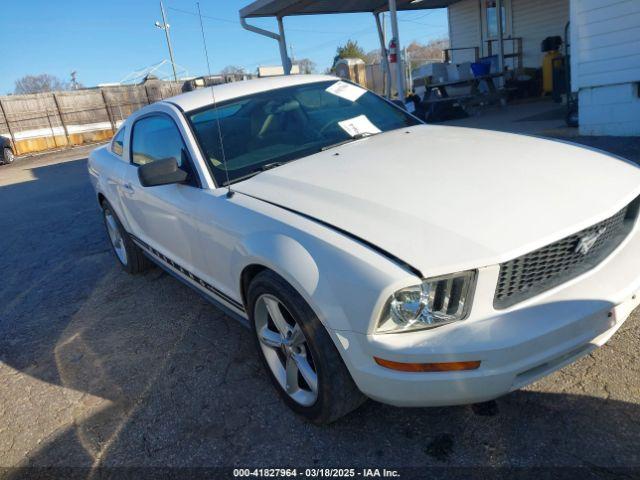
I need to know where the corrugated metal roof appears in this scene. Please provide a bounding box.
[240,0,459,18]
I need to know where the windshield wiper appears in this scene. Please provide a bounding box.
[320,132,378,152]
[223,162,286,186]
[256,161,286,172]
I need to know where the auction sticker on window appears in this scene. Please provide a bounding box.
[326,81,367,102]
[338,115,381,137]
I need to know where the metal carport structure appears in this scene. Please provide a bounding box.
[239,0,473,102]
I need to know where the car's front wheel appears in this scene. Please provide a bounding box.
[247,270,366,424]
[3,148,14,165]
[101,201,151,274]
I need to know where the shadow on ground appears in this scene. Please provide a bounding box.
[0,155,639,476]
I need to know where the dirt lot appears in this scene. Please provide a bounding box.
[0,140,639,478]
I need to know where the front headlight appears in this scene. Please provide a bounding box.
[376,271,476,333]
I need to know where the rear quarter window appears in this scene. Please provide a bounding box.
[111,127,126,157]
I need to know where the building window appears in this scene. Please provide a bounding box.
[485,0,509,39]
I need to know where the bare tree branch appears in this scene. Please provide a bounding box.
[220,65,246,76]
[296,58,316,74]
[14,74,70,95]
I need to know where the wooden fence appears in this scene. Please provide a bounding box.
[0,81,183,155]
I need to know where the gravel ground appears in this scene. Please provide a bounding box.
[0,139,639,479]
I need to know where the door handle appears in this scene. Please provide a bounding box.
[122,183,134,193]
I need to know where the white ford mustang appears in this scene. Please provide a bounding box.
[89,74,640,423]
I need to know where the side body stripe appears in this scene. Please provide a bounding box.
[130,235,246,313]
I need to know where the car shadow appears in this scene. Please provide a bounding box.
[5,293,640,475]
[1,158,639,477]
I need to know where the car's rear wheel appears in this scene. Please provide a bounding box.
[3,148,14,165]
[247,270,366,424]
[101,201,151,274]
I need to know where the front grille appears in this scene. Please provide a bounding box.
[494,196,640,309]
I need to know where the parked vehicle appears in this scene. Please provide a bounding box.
[88,75,640,424]
[1,137,15,165]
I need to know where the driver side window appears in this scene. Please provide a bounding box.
[131,115,187,167]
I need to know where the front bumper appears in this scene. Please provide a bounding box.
[332,225,640,407]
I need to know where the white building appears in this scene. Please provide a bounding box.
[446,0,639,136]
[448,0,569,68]
[257,65,300,77]
[240,0,638,136]
[570,0,640,136]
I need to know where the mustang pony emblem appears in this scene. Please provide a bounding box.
[575,227,607,255]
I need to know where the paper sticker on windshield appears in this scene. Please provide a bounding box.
[337,115,381,137]
[326,81,366,102]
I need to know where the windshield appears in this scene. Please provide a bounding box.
[187,80,421,186]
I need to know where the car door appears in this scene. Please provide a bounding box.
[119,112,204,274]
[99,126,131,222]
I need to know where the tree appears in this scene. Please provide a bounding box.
[296,58,316,74]
[364,49,382,65]
[221,65,246,76]
[405,38,449,70]
[14,74,69,94]
[359,38,450,68]
[330,39,368,72]
[335,40,367,62]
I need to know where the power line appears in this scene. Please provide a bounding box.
[398,17,444,27]
[242,25,376,69]
[168,6,237,24]
[404,10,437,21]
[167,4,447,72]
[167,6,356,35]
[168,4,446,34]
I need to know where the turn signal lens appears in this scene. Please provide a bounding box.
[374,357,481,372]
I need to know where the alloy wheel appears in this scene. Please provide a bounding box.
[104,210,128,265]
[254,294,318,406]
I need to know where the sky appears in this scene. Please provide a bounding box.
[0,1,448,95]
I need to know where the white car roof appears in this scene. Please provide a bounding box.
[165,74,338,112]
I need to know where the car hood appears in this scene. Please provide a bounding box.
[234,125,640,276]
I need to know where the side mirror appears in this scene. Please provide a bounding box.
[138,157,188,187]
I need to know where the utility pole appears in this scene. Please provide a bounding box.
[388,0,405,101]
[155,0,178,82]
[381,13,389,97]
[404,47,412,93]
[496,0,505,89]
[70,71,79,90]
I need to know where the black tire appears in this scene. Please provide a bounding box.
[101,200,151,274]
[3,147,14,165]
[247,270,367,424]
[566,105,579,128]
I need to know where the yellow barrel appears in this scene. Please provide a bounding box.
[542,51,562,94]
